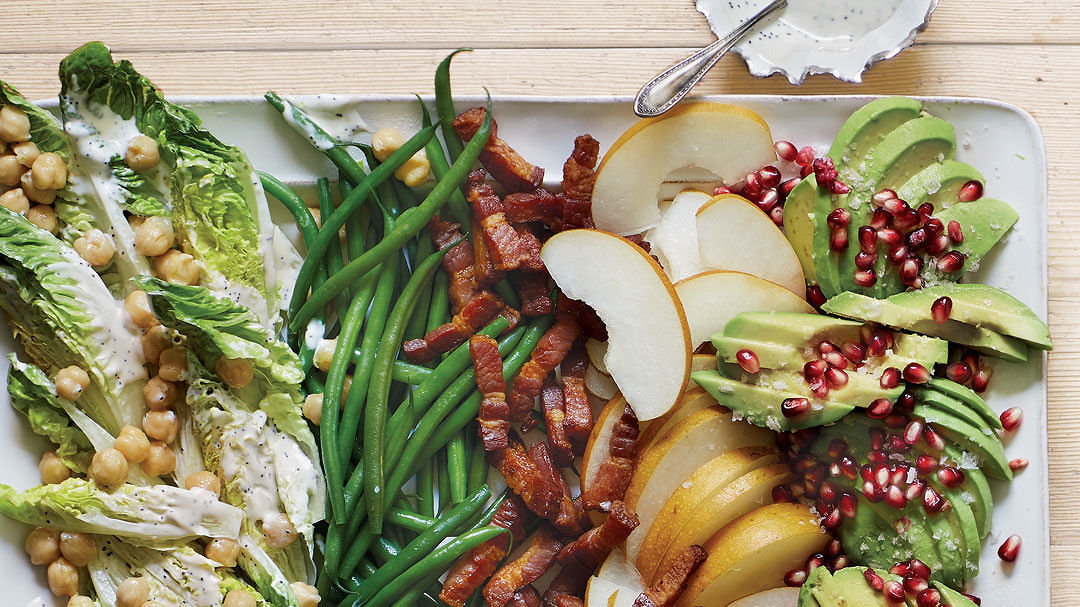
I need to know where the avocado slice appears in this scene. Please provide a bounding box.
[915,388,998,435]
[713,333,948,376]
[895,160,985,208]
[933,581,981,607]
[913,404,1012,481]
[936,197,1020,274]
[931,476,982,579]
[691,369,854,431]
[888,284,1050,351]
[810,177,845,297]
[927,378,1000,428]
[829,97,925,177]
[798,565,829,607]
[809,566,915,607]
[784,175,819,285]
[821,291,1029,362]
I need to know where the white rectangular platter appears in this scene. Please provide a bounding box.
[0,95,1049,606]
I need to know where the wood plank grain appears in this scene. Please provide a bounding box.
[1,0,1077,52]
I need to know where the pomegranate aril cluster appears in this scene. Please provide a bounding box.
[942,348,994,393]
[782,538,850,587]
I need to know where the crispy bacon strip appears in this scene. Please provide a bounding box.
[488,431,563,520]
[506,586,542,607]
[512,271,553,318]
[453,107,545,193]
[466,169,544,273]
[471,335,510,450]
[632,545,708,607]
[544,502,640,606]
[558,296,607,342]
[504,189,558,224]
[580,405,639,512]
[430,217,480,313]
[541,374,574,467]
[528,441,589,537]
[403,291,503,363]
[506,310,581,422]
[484,526,564,607]
[561,135,600,201]
[560,347,592,455]
[440,495,532,607]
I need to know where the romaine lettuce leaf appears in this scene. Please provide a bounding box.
[0,478,242,547]
[6,354,93,472]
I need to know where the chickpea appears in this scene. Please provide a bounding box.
[123,290,156,329]
[47,557,80,596]
[215,357,253,389]
[140,324,171,364]
[39,450,71,484]
[262,513,298,548]
[12,140,40,167]
[290,582,321,607]
[133,216,174,257]
[55,365,90,401]
[26,204,58,233]
[127,214,146,231]
[140,441,175,477]
[89,448,128,489]
[73,228,115,267]
[0,188,29,214]
[114,425,151,464]
[20,170,56,204]
[68,596,96,607]
[223,590,257,607]
[0,105,30,143]
[182,470,221,497]
[24,526,60,565]
[302,393,323,425]
[394,149,431,188]
[204,537,240,567]
[125,135,160,171]
[59,531,97,567]
[153,249,200,285]
[0,153,24,186]
[313,338,336,372]
[157,347,188,382]
[142,375,178,411]
[142,409,178,443]
[371,128,405,162]
[32,152,67,190]
[116,577,150,607]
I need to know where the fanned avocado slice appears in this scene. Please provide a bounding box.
[808,566,916,607]
[829,97,925,175]
[821,291,1029,362]
[798,565,828,607]
[913,404,1012,481]
[713,332,948,374]
[936,197,1019,274]
[931,476,982,579]
[915,388,998,434]
[896,160,985,208]
[691,369,854,431]
[933,581,981,607]
[810,177,845,297]
[784,175,819,285]
[927,378,1000,428]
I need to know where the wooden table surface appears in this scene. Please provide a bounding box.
[5,1,1077,603]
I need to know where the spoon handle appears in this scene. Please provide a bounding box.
[634,0,788,117]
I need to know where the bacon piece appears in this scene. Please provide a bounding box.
[632,545,707,607]
[484,526,564,607]
[430,217,480,313]
[506,311,581,422]
[440,495,532,607]
[512,271,553,318]
[550,194,596,232]
[471,335,510,451]
[560,347,592,455]
[541,374,574,467]
[453,107,544,193]
[580,405,639,512]
[504,189,558,224]
[558,296,607,342]
[528,441,589,537]
[506,586,542,607]
[466,169,545,273]
[488,431,563,520]
[404,291,503,363]
[561,135,600,201]
[471,216,503,287]
[544,502,640,605]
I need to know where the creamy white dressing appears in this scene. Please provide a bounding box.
[215,408,287,524]
[271,431,318,538]
[781,0,904,41]
[282,95,370,147]
[304,319,326,353]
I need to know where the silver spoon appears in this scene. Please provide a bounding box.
[634,0,788,117]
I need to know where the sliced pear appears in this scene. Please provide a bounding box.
[542,229,691,421]
[592,103,776,235]
[635,447,779,582]
[677,503,829,607]
[645,189,714,281]
[586,338,610,374]
[675,270,814,348]
[585,363,619,400]
[624,406,773,561]
[695,195,806,295]
[691,353,717,372]
[586,548,646,607]
[581,393,630,493]
[726,588,802,607]
[636,388,716,453]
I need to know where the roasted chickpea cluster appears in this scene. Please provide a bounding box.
[0,105,71,236]
[24,527,97,597]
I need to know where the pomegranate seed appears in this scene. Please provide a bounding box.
[890,562,911,577]
[795,146,815,167]
[775,141,798,162]
[906,227,928,251]
[895,516,912,535]
[948,220,964,243]
[899,257,923,285]
[879,367,901,389]
[837,341,862,364]
[894,207,921,230]
[780,178,800,197]
[885,485,908,509]
[881,197,907,216]
[769,205,784,226]
[735,349,760,373]
[819,340,838,354]
[972,366,993,392]
[757,188,779,211]
[759,165,781,189]
[887,434,911,453]
[887,244,908,265]
[822,508,842,530]
[831,555,850,571]
[858,226,878,253]
[824,538,843,557]
[866,334,888,357]
[905,480,926,501]
[1000,406,1023,432]
[884,413,908,428]
[937,466,966,487]
[963,593,982,606]
[820,481,839,504]
[800,162,814,178]
[825,366,849,388]
[876,228,903,246]
[883,580,905,602]
[870,208,892,229]
[869,427,886,449]
[826,207,851,229]
[1010,457,1030,471]
[946,361,972,384]
[926,233,951,256]
[916,589,941,607]
[863,568,885,591]
[873,188,898,206]
[827,438,848,458]
[895,390,916,413]
[937,251,966,273]
[805,359,828,380]
[923,425,946,450]
[961,349,982,369]
[924,217,944,236]
[906,576,930,596]
[782,397,811,418]
[908,559,930,581]
[830,227,849,252]
[830,180,850,195]
[915,454,938,474]
[839,493,858,517]
[917,202,935,223]
[784,568,807,587]
[958,179,984,202]
[863,480,883,502]
[867,398,893,419]
[794,456,819,473]
[712,184,733,196]
[903,362,930,384]
[824,351,849,370]
[813,157,838,184]
[930,296,953,325]
[904,420,924,444]
[854,269,877,287]
[772,484,794,503]
[744,172,763,198]
[809,377,830,399]
[806,285,827,308]
[922,485,944,513]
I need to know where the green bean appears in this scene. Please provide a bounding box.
[417,459,435,518]
[391,360,434,384]
[425,270,451,332]
[318,177,352,312]
[390,589,421,607]
[258,172,319,246]
[350,486,490,602]
[362,147,405,221]
[341,180,369,262]
[387,508,436,533]
[419,97,470,227]
[466,427,488,495]
[404,231,435,342]
[289,96,491,333]
[437,449,451,513]
[343,527,508,607]
[372,536,401,565]
[265,92,369,186]
[446,430,467,504]
[435,49,471,162]
[286,124,439,326]
[493,278,521,310]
